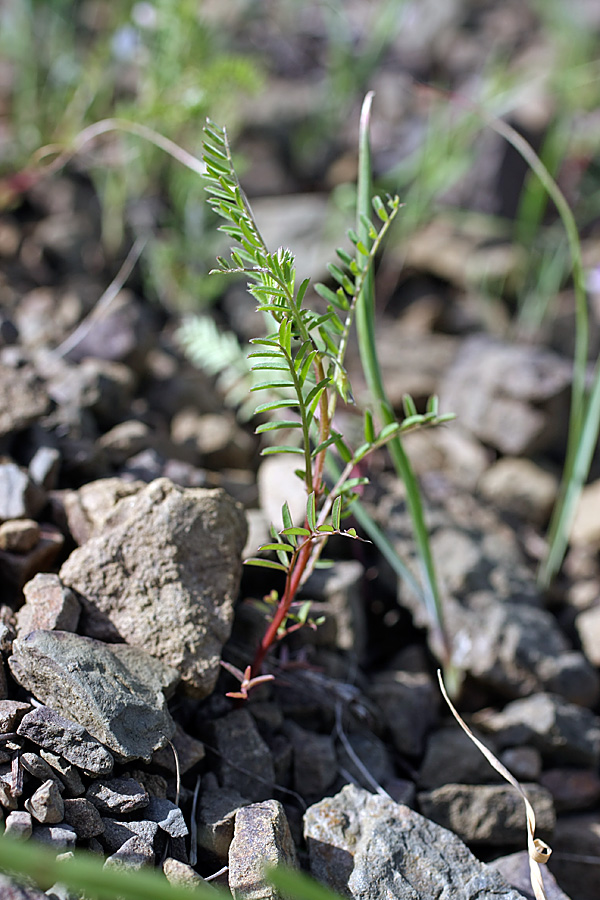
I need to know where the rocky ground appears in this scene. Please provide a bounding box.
[1,3,600,900]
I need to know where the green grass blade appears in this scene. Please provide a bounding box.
[354,92,451,672]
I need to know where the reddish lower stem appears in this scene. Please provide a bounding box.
[250,538,313,678]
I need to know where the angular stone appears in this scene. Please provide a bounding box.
[548,812,600,900]
[20,752,65,791]
[63,478,146,545]
[60,479,247,697]
[539,767,600,812]
[39,749,85,797]
[24,779,64,824]
[86,776,149,814]
[285,722,338,803]
[4,810,33,840]
[305,785,527,899]
[209,709,275,802]
[32,823,77,850]
[100,817,159,853]
[104,835,154,870]
[17,574,80,636]
[489,851,571,900]
[0,874,48,899]
[368,670,439,757]
[0,700,31,733]
[440,334,570,455]
[0,525,64,590]
[419,726,504,789]
[163,858,205,888]
[473,694,600,767]
[336,730,396,793]
[418,783,555,845]
[575,604,600,666]
[229,801,298,900]
[9,630,178,762]
[0,520,40,553]
[150,722,205,774]
[0,464,45,522]
[0,364,50,438]
[477,458,558,527]
[142,797,188,838]
[17,706,114,776]
[63,798,104,838]
[197,776,249,862]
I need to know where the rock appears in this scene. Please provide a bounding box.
[477,458,558,526]
[197,775,249,862]
[304,784,526,899]
[97,420,153,465]
[16,706,114,776]
[20,753,66,792]
[258,455,307,529]
[59,479,247,697]
[4,810,33,840]
[0,780,18,810]
[209,709,275,802]
[28,445,61,490]
[150,722,205,774]
[39,750,85,797]
[9,630,178,762]
[368,670,439,757]
[142,797,188,839]
[32,823,77,850]
[575,604,600,666]
[571,479,600,546]
[62,798,104,838]
[285,722,338,802]
[298,561,367,659]
[163,858,206,889]
[228,800,298,900]
[0,520,40,553]
[375,331,458,411]
[489,851,571,900]
[0,874,48,899]
[86,776,149,814]
[418,783,555,845]
[419,726,504,788]
[548,813,600,900]
[499,747,542,783]
[24,779,65,824]
[539,768,600,812]
[439,334,570,455]
[0,700,31,733]
[336,729,396,793]
[17,574,80,637]
[472,694,600,766]
[62,477,145,545]
[0,524,64,590]
[0,363,50,438]
[104,835,155,870]
[0,463,45,522]
[100,817,159,854]
[171,409,256,469]
[448,594,599,706]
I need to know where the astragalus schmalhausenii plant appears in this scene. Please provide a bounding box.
[202,118,453,692]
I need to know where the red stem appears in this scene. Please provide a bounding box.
[250,538,313,678]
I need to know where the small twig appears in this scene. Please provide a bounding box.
[189,775,201,867]
[334,702,390,798]
[205,866,228,882]
[168,739,181,810]
[54,234,148,358]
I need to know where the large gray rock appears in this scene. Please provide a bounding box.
[304,785,527,899]
[59,478,247,697]
[9,630,178,762]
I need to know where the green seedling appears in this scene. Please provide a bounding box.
[202,115,453,688]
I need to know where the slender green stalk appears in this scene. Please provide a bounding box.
[354,93,453,673]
